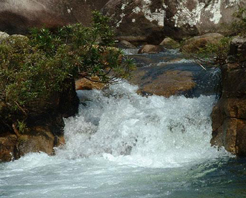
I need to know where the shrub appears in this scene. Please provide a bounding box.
[230,7,246,36]
[0,11,135,129]
[182,37,231,66]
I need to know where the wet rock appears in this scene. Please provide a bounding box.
[16,126,64,158]
[0,78,79,162]
[138,44,164,54]
[129,52,220,98]
[181,33,224,53]
[211,37,246,156]
[131,69,195,97]
[0,0,108,34]
[160,37,180,49]
[76,77,105,91]
[0,135,17,162]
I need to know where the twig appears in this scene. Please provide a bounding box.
[12,123,20,137]
[195,60,207,70]
[14,101,27,116]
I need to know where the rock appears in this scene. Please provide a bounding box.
[211,37,246,156]
[16,126,64,158]
[103,0,165,44]
[76,77,105,91]
[103,1,245,42]
[181,33,224,53]
[0,135,17,162]
[131,70,195,97]
[1,0,243,43]
[117,40,136,49]
[0,31,9,42]
[0,0,109,34]
[228,36,246,62]
[129,55,219,98]
[138,44,164,54]
[0,78,79,162]
[160,37,180,49]
[163,0,246,40]
[59,78,80,118]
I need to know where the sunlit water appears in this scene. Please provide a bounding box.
[1,82,246,198]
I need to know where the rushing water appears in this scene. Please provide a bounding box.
[1,81,246,198]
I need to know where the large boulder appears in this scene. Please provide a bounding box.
[0,0,108,34]
[102,0,166,44]
[163,0,246,39]
[103,0,245,43]
[211,37,246,156]
[1,0,244,42]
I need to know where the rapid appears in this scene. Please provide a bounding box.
[2,81,246,198]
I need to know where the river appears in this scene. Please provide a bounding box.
[1,80,246,197]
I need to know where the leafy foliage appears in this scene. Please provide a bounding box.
[230,7,246,36]
[0,11,135,127]
[184,37,231,66]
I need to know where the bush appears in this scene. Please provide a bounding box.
[195,37,231,66]
[182,37,231,66]
[0,11,135,128]
[230,7,246,36]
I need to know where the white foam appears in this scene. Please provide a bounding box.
[56,81,229,168]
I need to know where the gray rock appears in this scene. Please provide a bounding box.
[138,44,164,54]
[0,31,9,42]
[0,0,108,34]
[160,37,180,49]
[117,40,136,49]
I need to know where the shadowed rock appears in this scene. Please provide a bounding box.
[211,37,246,156]
[0,0,109,34]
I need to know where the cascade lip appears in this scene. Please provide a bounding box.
[127,50,220,98]
[61,81,227,168]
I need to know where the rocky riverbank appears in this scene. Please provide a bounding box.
[211,37,246,156]
[0,32,80,162]
[1,0,246,161]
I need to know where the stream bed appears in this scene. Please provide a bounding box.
[1,81,246,198]
[1,50,246,198]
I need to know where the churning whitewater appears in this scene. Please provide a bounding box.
[1,81,234,198]
[56,81,228,167]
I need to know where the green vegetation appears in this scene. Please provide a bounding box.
[182,6,246,66]
[183,37,231,66]
[0,11,135,129]
[230,7,246,36]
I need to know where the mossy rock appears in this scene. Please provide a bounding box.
[160,37,180,49]
[181,33,224,53]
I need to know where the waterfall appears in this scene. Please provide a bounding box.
[2,80,241,198]
[56,81,227,168]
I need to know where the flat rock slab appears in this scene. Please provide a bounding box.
[128,51,220,97]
